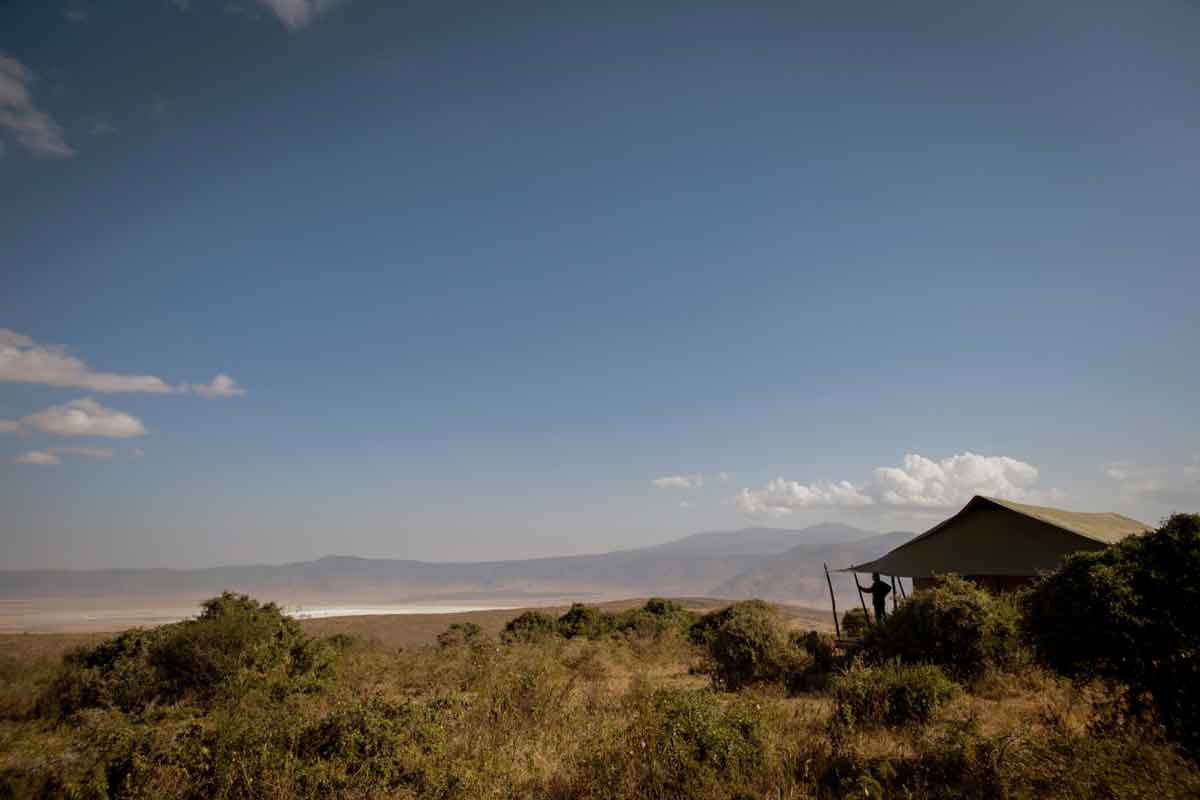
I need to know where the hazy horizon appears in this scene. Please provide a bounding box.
[3,1,1197,571]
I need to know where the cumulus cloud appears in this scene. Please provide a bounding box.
[183,373,245,398]
[872,452,1040,509]
[652,474,703,489]
[736,452,1046,521]
[736,480,873,519]
[15,450,59,465]
[0,330,243,397]
[257,0,345,29]
[21,398,147,438]
[0,54,74,158]
[14,446,115,465]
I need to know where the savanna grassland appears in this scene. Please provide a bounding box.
[2,513,1199,799]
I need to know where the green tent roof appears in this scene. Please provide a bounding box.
[843,495,1151,578]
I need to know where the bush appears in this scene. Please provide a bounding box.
[695,600,802,690]
[1022,512,1200,755]
[821,714,1200,799]
[37,592,331,717]
[572,687,768,799]
[609,599,698,639]
[557,603,613,639]
[863,575,1020,680]
[842,607,870,638]
[500,610,558,643]
[437,622,484,649]
[831,660,959,728]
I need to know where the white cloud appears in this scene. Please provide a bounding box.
[15,450,59,465]
[183,373,246,398]
[0,330,243,398]
[736,479,873,519]
[1,329,173,393]
[652,474,703,489]
[257,0,345,29]
[0,54,75,158]
[89,120,117,136]
[736,452,1046,521]
[872,452,1040,509]
[1104,459,1200,506]
[21,398,147,438]
[0,330,33,348]
[14,446,115,465]
[0,419,19,433]
[53,447,115,459]
[718,471,733,482]
[679,500,691,509]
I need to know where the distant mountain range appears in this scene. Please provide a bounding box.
[0,524,914,609]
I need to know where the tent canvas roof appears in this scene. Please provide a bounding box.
[842,495,1152,577]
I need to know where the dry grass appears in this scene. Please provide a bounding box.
[1,597,1195,799]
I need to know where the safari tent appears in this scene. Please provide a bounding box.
[846,495,1152,593]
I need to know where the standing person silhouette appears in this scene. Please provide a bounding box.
[857,572,892,623]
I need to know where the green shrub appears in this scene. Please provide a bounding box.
[842,607,870,638]
[831,660,959,728]
[688,598,773,645]
[572,687,768,799]
[696,600,802,690]
[557,603,613,639]
[1022,512,1200,755]
[864,575,1020,680]
[609,599,698,639]
[37,592,331,718]
[501,610,558,643]
[437,622,484,649]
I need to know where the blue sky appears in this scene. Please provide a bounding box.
[2,0,1198,569]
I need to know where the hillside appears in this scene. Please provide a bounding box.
[710,531,914,608]
[0,523,903,609]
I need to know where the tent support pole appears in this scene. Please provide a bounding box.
[898,577,908,599]
[890,576,898,612]
[823,563,841,639]
[853,572,872,627]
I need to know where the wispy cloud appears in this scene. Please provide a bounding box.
[21,398,147,438]
[183,374,246,399]
[257,0,345,30]
[736,452,1049,520]
[89,120,117,136]
[14,446,115,466]
[652,474,704,489]
[1104,460,1200,507]
[0,54,75,158]
[0,329,244,398]
[15,450,59,465]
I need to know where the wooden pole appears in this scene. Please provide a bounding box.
[853,572,872,627]
[898,577,908,599]
[823,563,841,639]
[890,576,898,612]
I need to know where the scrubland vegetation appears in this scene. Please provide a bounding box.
[2,514,1198,799]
